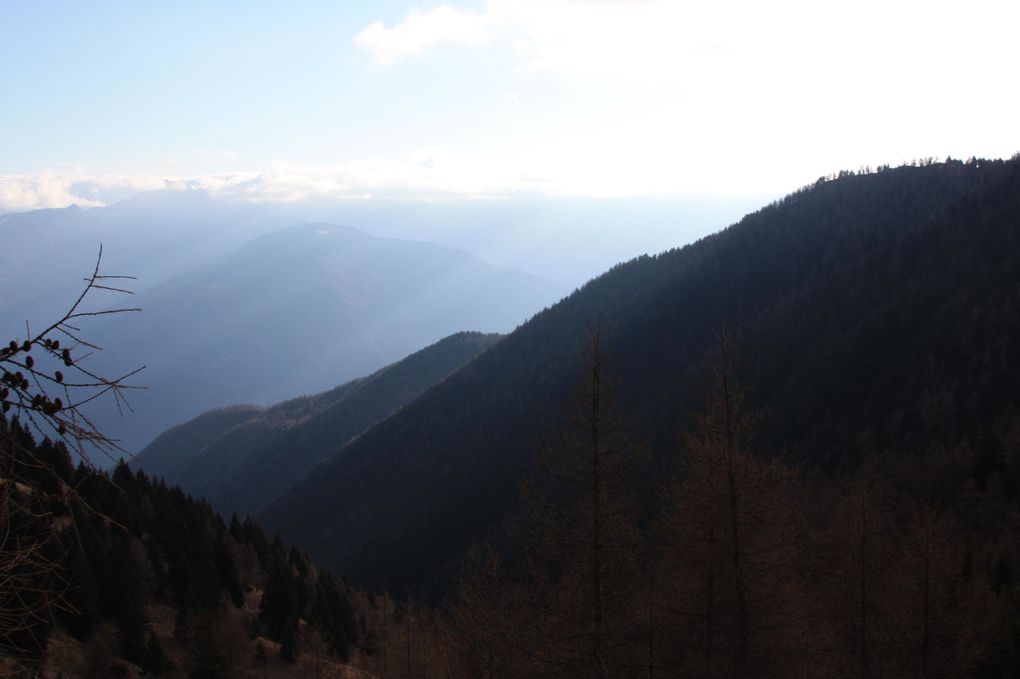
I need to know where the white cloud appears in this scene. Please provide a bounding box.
[184,154,572,202]
[0,172,166,212]
[0,154,579,212]
[355,0,1019,81]
[351,1,764,75]
[354,5,496,64]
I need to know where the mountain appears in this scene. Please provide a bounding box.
[260,157,1020,592]
[134,331,501,516]
[300,195,768,288]
[76,221,559,452]
[0,190,291,330]
[128,404,267,488]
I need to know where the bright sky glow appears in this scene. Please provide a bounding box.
[1,0,1018,211]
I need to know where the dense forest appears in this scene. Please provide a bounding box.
[0,416,424,678]
[430,331,1020,677]
[263,157,1020,596]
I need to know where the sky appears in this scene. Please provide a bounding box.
[1,0,1018,212]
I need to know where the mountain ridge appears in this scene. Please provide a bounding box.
[259,158,1020,593]
[135,331,503,516]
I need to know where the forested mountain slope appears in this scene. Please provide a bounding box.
[136,405,267,485]
[0,417,390,678]
[137,332,501,516]
[262,158,1020,592]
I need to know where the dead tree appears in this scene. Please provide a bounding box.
[0,246,142,660]
[1,245,142,466]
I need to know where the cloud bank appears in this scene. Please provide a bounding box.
[0,173,168,212]
[0,156,571,212]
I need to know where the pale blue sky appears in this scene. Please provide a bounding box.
[2,2,433,170]
[2,0,1018,211]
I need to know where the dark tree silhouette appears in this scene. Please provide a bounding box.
[656,337,811,678]
[213,530,245,609]
[518,321,645,678]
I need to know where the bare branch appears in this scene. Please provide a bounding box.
[1,246,143,463]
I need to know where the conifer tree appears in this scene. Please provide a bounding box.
[330,577,359,649]
[60,532,100,641]
[111,532,149,666]
[33,437,73,492]
[213,530,245,608]
[280,618,300,663]
[184,524,222,610]
[259,556,299,641]
[228,514,242,543]
[241,516,268,563]
[311,579,349,660]
[822,471,899,679]
[657,338,809,678]
[519,322,645,678]
[289,545,309,577]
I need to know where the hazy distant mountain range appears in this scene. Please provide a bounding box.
[0,191,291,327]
[0,192,564,452]
[290,195,766,287]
